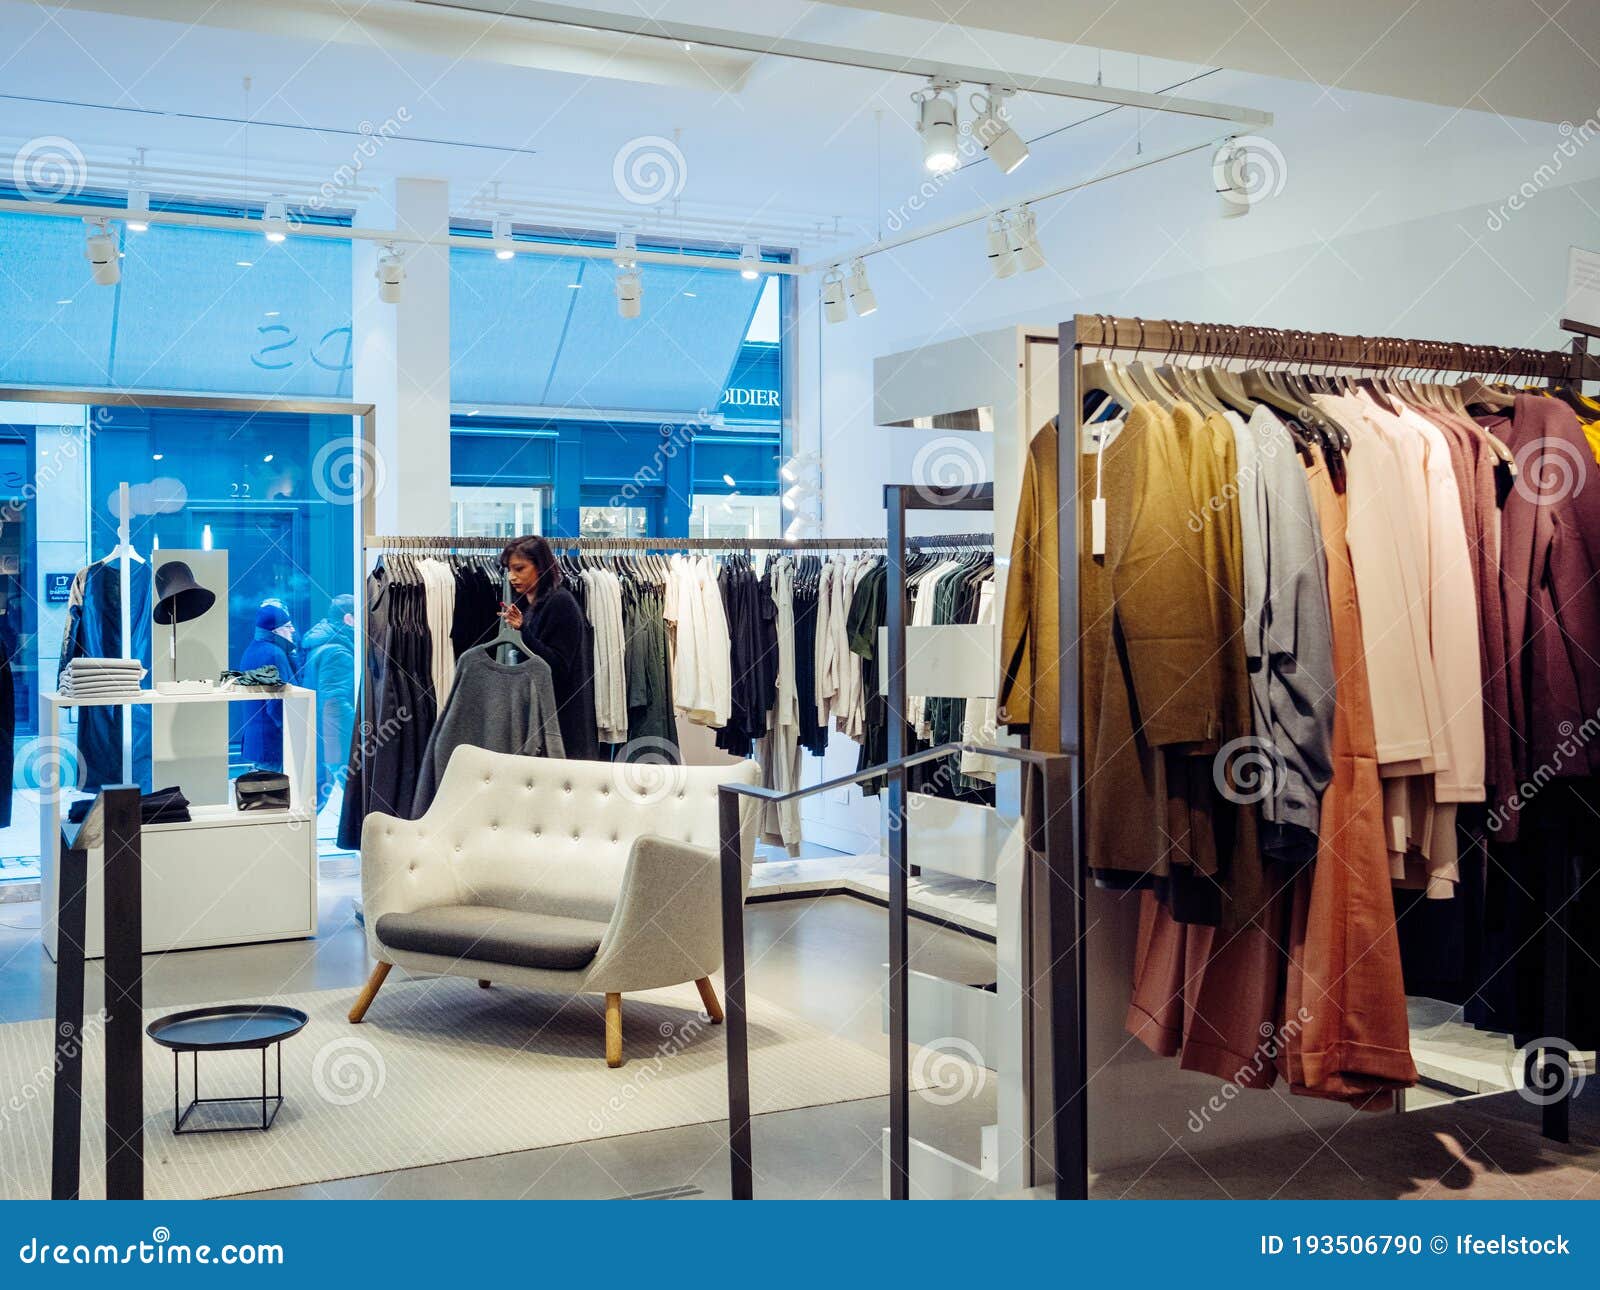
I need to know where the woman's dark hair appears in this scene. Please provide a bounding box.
[499,534,562,597]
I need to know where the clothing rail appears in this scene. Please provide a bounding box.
[1072,314,1600,383]
[1058,311,1591,1164]
[364,533,994,552]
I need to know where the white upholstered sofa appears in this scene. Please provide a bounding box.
[350,745,759,1066]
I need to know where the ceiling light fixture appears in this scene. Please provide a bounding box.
[615,261,642,319]
[971,86,1029,174]
[739,242,761,279]
[986,213,1017,278]
[125,186,150,233]
[262,197,288,243]
[1005,205,1045,273]
[821,268,846,324]
[913,76,961,173]
[846,258,877,316]
[84,218,120,286]
[493,216,515,259]
[376,246,405,304]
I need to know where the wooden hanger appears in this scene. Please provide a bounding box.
[1081,314,1138,410]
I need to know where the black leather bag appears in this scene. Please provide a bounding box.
[234,770,291,811]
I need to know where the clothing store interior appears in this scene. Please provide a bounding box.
[0,0,1597,1204]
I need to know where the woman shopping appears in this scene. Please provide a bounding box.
[499,535,600,760]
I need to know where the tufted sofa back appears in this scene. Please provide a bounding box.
[412,745,760,922]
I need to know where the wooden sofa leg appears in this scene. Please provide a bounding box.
[695,976,724,1024]
[605,993,623,1068]
[348,962,392,1023]
[478,979,491,989]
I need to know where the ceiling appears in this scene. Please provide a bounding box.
[0,0,1588,262]
[823,0,1600,125]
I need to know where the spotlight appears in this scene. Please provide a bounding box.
[739,242,760,280]
[821,269,846,324]
[492,216,516,259]
[126,187,149,233]
[914,77,961,173]
[1213,138,1251,219]
[971,87,1028,174]
[262,197,288,243]
[376,247,405,304]
[986,213,1017,278]
[779,451,821,484]
[846,258,877,316]
[84,219,120,286]
[1005,205,1045,273]
[616,261,641,319]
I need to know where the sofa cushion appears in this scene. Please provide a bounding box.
[374,905,607,972]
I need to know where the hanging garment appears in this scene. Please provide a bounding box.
[960,576,1000,784]
[792,557,828,757]
[1230,406,1336,864]
[623,582,677,755]
[410,645,565,815]
[0,638,13,827]
[419,557,457,708]
[450,560,502,661]
[61,558,153,792]
[758,557,802,850]
[1278,443,1416,1103]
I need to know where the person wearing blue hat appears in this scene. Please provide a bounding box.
[238,600,298,769]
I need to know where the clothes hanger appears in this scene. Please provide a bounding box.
[1200,324,1259,417]
[1081,314,1139,410]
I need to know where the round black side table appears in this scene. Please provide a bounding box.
[146,1005,309,1134]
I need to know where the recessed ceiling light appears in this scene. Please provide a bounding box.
[55,297,72,305]
[722,473,737,487]
[263,453,274,463]
[235,259,253,268]
[466,409,480,416]
[567,282,582,289]
[264,310,279,317]
[151,452,164,461]
[683,291,697,298]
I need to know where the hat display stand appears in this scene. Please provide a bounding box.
[152,559,216,695]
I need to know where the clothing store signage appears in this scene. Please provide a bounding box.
[1563,245,1600,331]
[720,386,780,410]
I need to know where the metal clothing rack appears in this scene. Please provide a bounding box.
[363,533,995,553]
[1058,312,1596,1169]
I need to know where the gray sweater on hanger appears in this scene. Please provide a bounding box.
[410,644,566,816]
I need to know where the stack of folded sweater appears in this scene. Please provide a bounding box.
[67,785,190,825]
[60,657,146,699]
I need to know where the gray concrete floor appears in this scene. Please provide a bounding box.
[0,868,999,1200]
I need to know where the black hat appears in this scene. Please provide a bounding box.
[153,560,216,625]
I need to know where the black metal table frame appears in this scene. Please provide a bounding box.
[170,1042,286,1134]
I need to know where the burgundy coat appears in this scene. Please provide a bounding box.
[1486,395,1600,834]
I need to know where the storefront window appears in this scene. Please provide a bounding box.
[451,486,547,538]
[688,493,781,540]
[580,504,650,538]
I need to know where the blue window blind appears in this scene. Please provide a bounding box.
[450,248,763,413]
[0,211,352,396]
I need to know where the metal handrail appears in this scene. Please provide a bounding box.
[717,741,1078,1201]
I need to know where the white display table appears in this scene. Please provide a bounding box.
[39,685,319,960]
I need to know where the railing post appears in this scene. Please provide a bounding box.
[883,485,911,1200]
[101,785,143,1200]
[50,827,89,1200]
[718,785,753,1199]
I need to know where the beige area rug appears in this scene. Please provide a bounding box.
[0,977,902,1200]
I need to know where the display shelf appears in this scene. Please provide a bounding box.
[40,686,318,960]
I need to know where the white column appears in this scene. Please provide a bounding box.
[353,176,453,535]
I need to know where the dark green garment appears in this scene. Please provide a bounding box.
[624,585,678,757]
